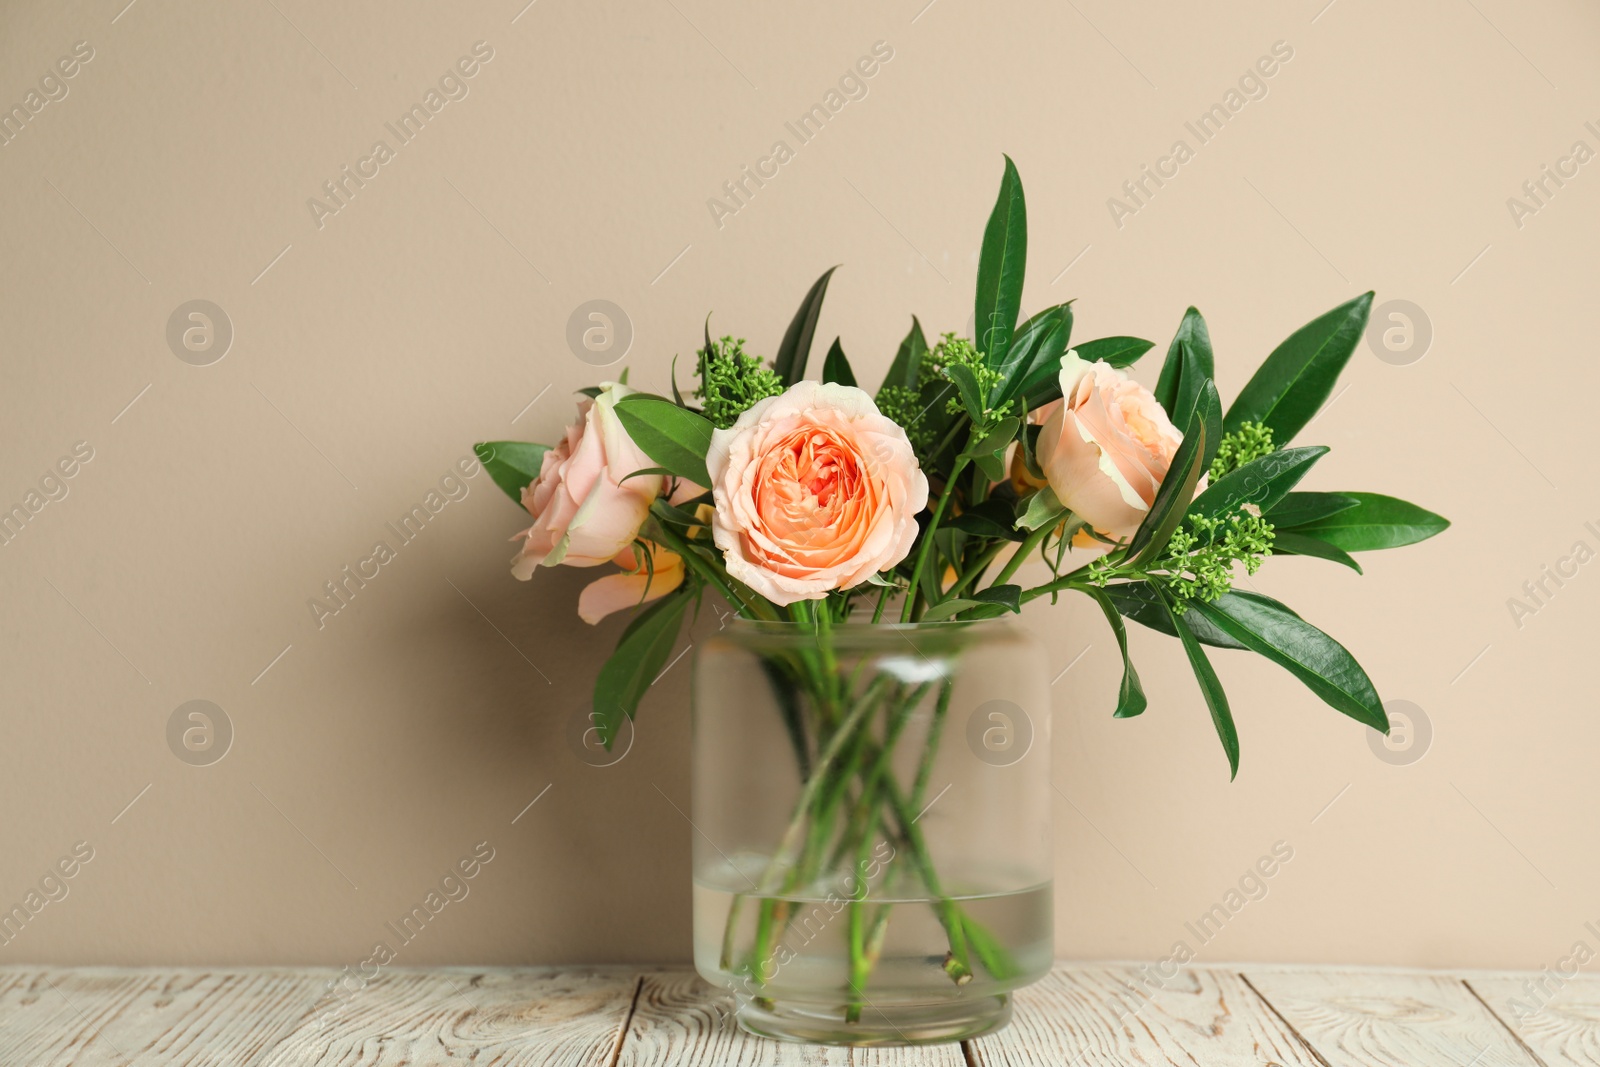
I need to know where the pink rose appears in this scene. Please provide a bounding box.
[511,382,663,578]
[1036,353,1183,541]
[708,381,929,606]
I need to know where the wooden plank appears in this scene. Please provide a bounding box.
[0,967,639,1067]
[255,967,638,1067]
[619,970,966,1066]
[4,964,1593,1066]
[0,970,324,1067]
[1245,968,1544,1067]
[1467,974,1600,1067]
[966,964,1321,1067]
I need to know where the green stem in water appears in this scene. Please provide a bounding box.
[910,679,954,811]
[844,773,884,1024]
[739,675,892,984]
[844,678,947,1015]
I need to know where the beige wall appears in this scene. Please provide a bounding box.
[0,0,1595,970]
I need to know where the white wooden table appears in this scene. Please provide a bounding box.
[0,963,1589,1065]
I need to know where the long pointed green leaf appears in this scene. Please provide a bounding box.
[1127,382,1216,565]
[993,304,1073,409]
[1166,594,1239,779]
[1188,591,1387,732]
[950,497,1027,541]
[1102,581,1249,650]
[475,441,550,503]
[593,590,693,748]
[670,354,690,408]
[1203,361,1222,473]
[613,396,714,487]
[1154,307,1212,418]
[1271,530,1364,573]
[821,336,856,387]
[1189,445,1329,522]
[1018,312,1076,407]
[945,363,986,423]
[1267,491,1360,528]
[774,266,839,386]
[1172,341,1216,447]
[1225,292,1373,441]
[1073,335,1154,369]
[974,156,1027,374]
[1285,491,1449,551]
[1086,587,1147,718]
[882,316,929,393]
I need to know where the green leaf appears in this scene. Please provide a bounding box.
[974,583,1021,611]
[1073,335,1154,369]
[1165,593,1239,779]
[972,452,1008,484]
[1086,587,1147,718]
[974,155,1028,375]
[1153,308,1212,418]
[613,396,715,487]
[774,266,839,386]
[1016,487,1068,531]
[1020,422,1045,480]
[649,496,707,530]
[1267,491,1360,528]
[1190,352,1225,474]
[1172,341,1216,444]
[1018,313,1076,408]
[620,466,674,485]
[1271,530,1364,574]
[949,499,1026,542]
[1285,492,1449,552]
[1102,582,1248,650]
[1188,591,1387,732]
[821,336,856,387]
[671,354,690,408]
[921,597,981,622]
[1127,382,1216,565]
[923,584,1021,622]
[1189,446,1329,523]
[882,316,929,393]
[945,363,986,423]
[964,416,1020,482]
[592,590,693,748]
[475,441,550,503]
[993,304,1073,409]
[1225,291,1373,441]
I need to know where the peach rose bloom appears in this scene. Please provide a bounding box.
[708,381,929,606]
[577,541,685,624]
[510,382,663,578]
[1036,352,1183,541]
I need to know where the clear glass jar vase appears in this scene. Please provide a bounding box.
[691,619,1053,1046]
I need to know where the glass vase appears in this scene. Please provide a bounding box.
[690,619,1053,1046]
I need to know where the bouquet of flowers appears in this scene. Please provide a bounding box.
[474,157,1447,1040]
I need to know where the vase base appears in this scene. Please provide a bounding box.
[731,991,1012,1046]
